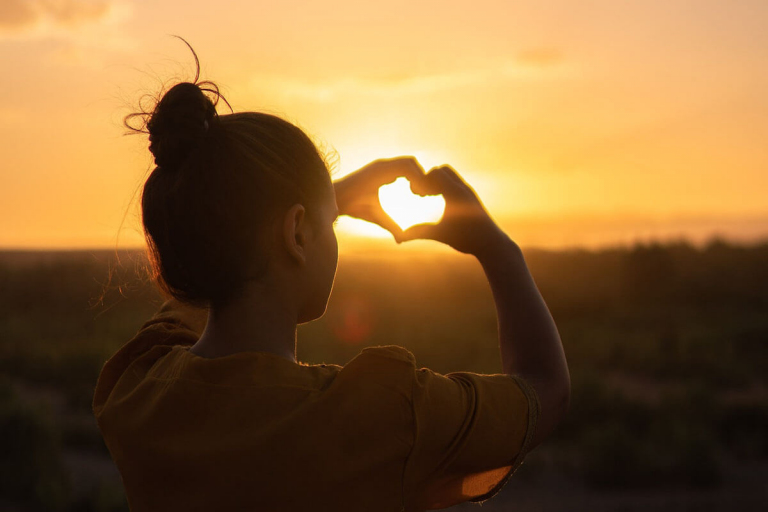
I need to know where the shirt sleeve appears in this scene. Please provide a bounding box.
[402,365,540,511]
[92,298,208,417]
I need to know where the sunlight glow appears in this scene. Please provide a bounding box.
[335,216,391,239]
[378,177,445,231]
[5,3,768,250]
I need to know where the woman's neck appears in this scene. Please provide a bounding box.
[189,280,299,363]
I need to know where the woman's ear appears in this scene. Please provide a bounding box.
[282,203,308,264]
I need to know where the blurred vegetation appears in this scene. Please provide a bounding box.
[0,238,766,510]
[0,374,70,511]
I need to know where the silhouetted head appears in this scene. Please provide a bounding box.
[128,70,338,322]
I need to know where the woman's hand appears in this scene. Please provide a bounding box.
[334,156,426,242]
[399,165,507,256]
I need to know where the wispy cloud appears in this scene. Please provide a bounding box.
[252,50,570,103]
[515,47,565,68]
[0,0,135,68]
[255,70,483,103]
[0,0,131,39]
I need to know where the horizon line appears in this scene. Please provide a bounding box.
[1,233,767,254]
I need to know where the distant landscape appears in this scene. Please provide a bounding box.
[1,239,767,511]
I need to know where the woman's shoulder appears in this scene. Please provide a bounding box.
[328,345,419,400]
[357,344,417,365]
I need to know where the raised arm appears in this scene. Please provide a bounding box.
[474,234,570,448]
[400,165,570,449]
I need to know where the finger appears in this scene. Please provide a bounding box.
[411,166,465,198]
[374,156,426,185]
[369,208,405,243]
[399,223,439,243]
[431,166,479,201]
[438,164,466,186]
[409,167,442,195]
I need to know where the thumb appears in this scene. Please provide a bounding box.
[367,209,404,243]
[399,223,439,243]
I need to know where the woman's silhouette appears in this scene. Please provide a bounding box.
[93,46,570,512]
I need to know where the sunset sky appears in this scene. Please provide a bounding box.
[1,0,767,251]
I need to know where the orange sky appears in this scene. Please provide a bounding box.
[1,0,767,250]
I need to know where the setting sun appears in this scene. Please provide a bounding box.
[378,177,446,231]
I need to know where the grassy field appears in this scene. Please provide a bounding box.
[1,240,767,511]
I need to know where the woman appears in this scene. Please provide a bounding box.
[93,58,570,512]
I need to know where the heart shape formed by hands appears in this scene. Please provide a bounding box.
[378,177,446,231]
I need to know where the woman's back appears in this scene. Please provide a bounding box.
[93,299,538,512]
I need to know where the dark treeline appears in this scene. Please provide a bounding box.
[1,239,766,511]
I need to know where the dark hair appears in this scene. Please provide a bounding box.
[125,42,331,308]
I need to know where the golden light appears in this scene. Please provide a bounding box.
[332,146,451,239]
[378,177,446,231]
[334,216,391,239]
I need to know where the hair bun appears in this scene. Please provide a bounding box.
[147,82,217,170]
